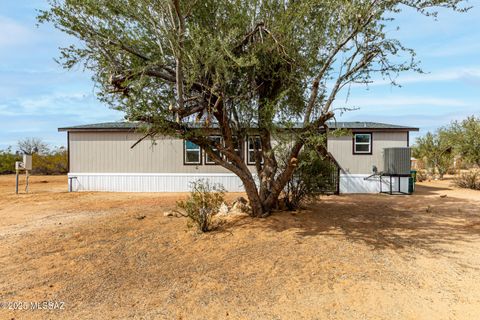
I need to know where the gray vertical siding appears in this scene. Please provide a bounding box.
[327,131,409,174]
[70,130,409,175]
[69,131,241,173]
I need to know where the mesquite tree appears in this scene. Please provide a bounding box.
[39,0,466,217]
[17,137,49,155]
[448,116,480,167]
[413,131,454,179]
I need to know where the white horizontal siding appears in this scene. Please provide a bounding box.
[68,173,410,194]
[68,173,246,192]
[340,174,410,194]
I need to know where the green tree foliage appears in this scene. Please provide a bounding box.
[284,149,338,210]
[281,134,339,210]
[413,131,454,179]
[0,148,21,174]
[39,0,467,216]
[447,116,480,167]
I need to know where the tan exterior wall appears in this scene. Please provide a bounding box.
[327,131,409,174]
[70,130,409,175]
[69,131,254,173]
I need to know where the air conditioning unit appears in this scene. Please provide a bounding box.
[383,147,411,175]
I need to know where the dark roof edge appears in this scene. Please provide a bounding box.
[58,126,420,132]
[58,121,419,132]
[58,128,137,132]
[338,127,419,132]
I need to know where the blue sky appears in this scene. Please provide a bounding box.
[0,2,479,150]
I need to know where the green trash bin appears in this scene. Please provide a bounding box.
[411,170,417,182]
[409,170,417,194]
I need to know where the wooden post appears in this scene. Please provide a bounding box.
[15,170,19,194]
[25,170,29,193]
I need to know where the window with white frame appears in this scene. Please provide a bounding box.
[205,136,223,164]
[247,136,262,165]
[353,133,372,154]
[184,140,201,164]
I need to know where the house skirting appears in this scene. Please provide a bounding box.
[68,172,410,194]
[67,173,246,192]
[339,173,410,194]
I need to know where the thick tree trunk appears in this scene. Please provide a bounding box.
[241,177,265,217]
[236,166,285,217]
[245,141,303,217]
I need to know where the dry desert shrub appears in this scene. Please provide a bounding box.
[177,179,226,232]
[416,170,428,182]
[453,170,480,190]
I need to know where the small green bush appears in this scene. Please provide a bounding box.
[177,179,226,232]
[284,149,337,210]
[453,171,480,190]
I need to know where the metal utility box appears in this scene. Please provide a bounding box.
[383,147,411,175]
[15,161,24,170]
[15,154,33,194]
[23,154,32,170]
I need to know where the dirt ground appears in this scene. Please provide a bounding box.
[0,175,479,320]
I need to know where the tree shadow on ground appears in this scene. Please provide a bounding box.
[222,184,480,258]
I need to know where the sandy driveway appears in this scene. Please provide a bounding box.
[0,175,479,319]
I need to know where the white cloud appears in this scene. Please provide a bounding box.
[423,40,480,58]
[0,91,123,122]
[400,67,480,84]
[0,104,19,116]
[339,95,470,108]
[357,66,480,87]
[0,16,34,47]
[20,92,88,113]
[0,92,89,117]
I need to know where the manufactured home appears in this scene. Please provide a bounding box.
[58,121,418,194]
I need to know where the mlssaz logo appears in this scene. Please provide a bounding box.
[30,301,65,310]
